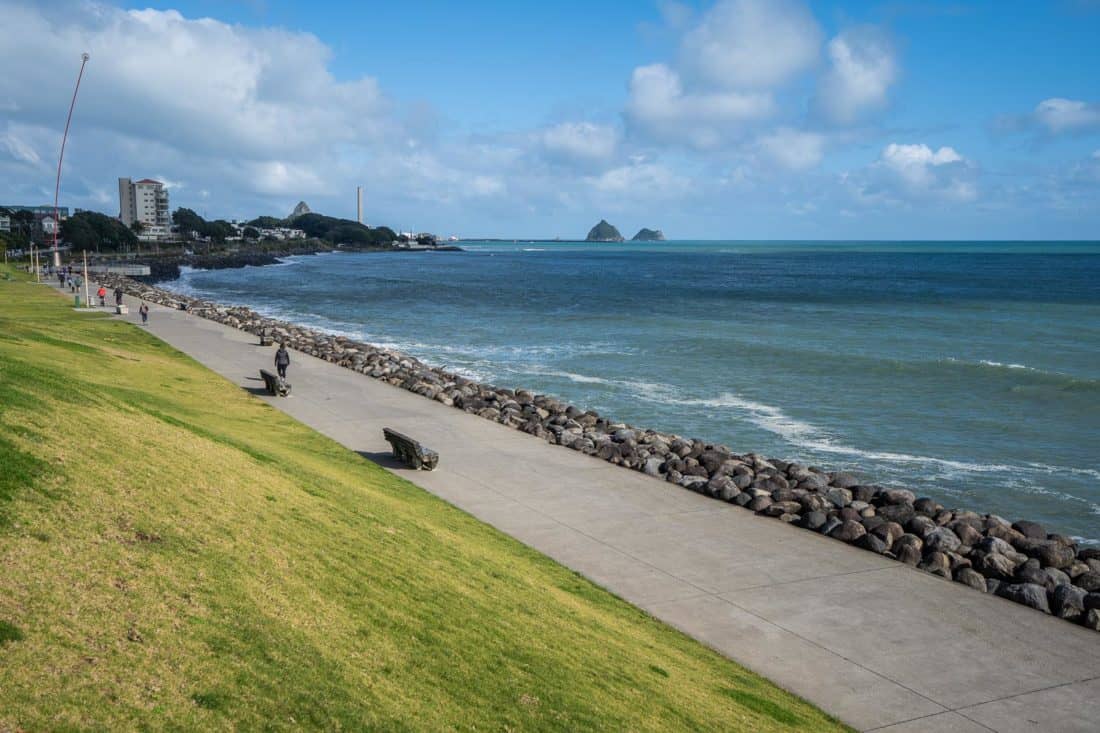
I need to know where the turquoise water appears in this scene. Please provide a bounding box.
[166,241,1100,543]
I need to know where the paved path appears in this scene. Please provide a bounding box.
[80,288,1100,731]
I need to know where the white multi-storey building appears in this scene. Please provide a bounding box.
[118,177,170,240]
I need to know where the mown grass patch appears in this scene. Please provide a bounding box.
[0,266,850,731]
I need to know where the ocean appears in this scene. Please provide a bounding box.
[164,241,1100,543]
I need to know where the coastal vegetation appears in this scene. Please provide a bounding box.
[60,210,139,252]
[0,266,846,731]
[173,207,237,243]
[288,213,396,246]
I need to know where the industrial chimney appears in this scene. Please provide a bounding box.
[356,186,363,224]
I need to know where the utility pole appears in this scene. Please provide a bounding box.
[52,52,90,268]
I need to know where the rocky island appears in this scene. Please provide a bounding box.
[585,219,624,242]
[631,228,666,241]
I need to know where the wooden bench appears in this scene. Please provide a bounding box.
[259,369,291,397]
[259,328,274,346]
[383,428,438,470]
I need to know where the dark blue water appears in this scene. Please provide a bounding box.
[167,241,1100,542]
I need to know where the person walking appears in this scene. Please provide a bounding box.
[114,287,124,307]
[275,343,290,380]
[97,285,106,307]
[139,302,149,325]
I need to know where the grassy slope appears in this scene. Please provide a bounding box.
[0,268,848,732]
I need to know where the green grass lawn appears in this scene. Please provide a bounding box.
[0,266,849,731]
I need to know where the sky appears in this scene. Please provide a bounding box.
[1,0,1099,239]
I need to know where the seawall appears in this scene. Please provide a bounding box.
[100,272,1100,632]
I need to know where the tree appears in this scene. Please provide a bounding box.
[206,220,235,243]
[130,220,146,235]
[172,207,205,241]
[246,216,284,229]
[61,211,138,253]
[242,226,259,240]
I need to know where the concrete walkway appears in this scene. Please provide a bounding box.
[84,289,1100,732]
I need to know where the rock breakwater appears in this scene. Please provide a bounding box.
[103,273,1100,632]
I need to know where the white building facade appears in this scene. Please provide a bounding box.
[119,177,170,240]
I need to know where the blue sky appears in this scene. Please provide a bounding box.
[2,0,1099,238]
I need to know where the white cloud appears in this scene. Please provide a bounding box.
[681,0,822,89]
[1034,98,1100,133]
[540,122,618,163]
[816,28,897,123]
[868,143,976,202]
[625,63,774,149]
[587,161,692,198]
[0,1,404,216]
[0,127,43,167]
[758,128,825,170]
[882,143,961,183]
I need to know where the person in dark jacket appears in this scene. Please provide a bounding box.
[114,287,124,306]
[275,344,290,379]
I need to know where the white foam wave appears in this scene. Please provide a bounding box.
[942,356,1073,378]
[528,366,1100,496]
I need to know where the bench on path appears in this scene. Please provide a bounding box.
[383,428,438,470]
[259,369,291,397]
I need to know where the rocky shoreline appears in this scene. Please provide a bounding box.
[100,273,1100,632]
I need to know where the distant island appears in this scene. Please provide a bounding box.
[585,219,624,242]
[631,228,665,241]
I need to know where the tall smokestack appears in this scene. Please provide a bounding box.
[356,186,362,224]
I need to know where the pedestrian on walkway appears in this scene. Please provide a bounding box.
[139,302,149,325]
[275,343,290,379]
[97,285,106,307]
[114,287,124,306]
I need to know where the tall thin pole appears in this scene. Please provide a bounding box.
[52,53,90,269]
[83,250,90,307]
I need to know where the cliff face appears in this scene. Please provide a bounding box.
[631,228,666,241]
[586,219,624,242]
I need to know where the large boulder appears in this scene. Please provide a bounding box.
[829,472,860,489]
[800,511,829,531]
[1012,520,1046,540]
[996,583,1051,614]
[1038,542,1077,570]
[857,533,889,554]
[955,567,987,592]
[975,552,1018,581]
[878,488,917,505]
[919,551,951,578]
[924,528,962,554]
[1075,572,1100,593]
[949,522,983,548]
[871,521,905,548]
[877,503,914,524]
[1051,584,1088,621]
[829,520,867,543]
[824,487,853,509]
[976,536,1016,557]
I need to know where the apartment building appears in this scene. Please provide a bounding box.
[118,177,170,240]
